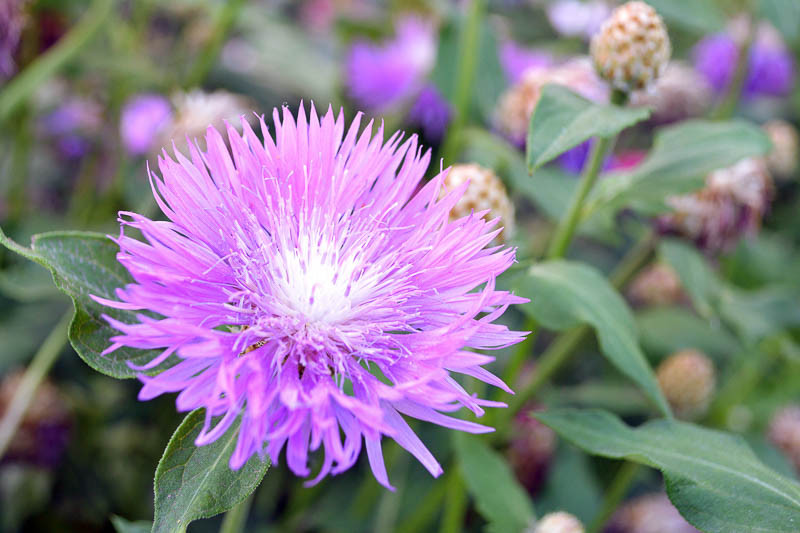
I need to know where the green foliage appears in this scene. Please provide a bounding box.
[152,410,270,533]
[645,0,725,34]
[636,306,740,361]
[111,516,152,533]
[759,0,800,44]
[515,260,670,415]
[536,409,800,533]
[526,85,650,171]
[454,434,535,533]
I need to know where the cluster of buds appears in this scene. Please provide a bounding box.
[627,262,685,307]
[768,405,800,473]
[656,349,716,420]
[590,1,671,92]
[762,120,799,180]
[494,58,607,146]
[629,62,712,123]
[530,511,584,533]
[0,371,71,467]
[442,164,516,243]
[660,158,774,253]
[607,493,700,533]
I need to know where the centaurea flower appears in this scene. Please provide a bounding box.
[96,104,526,488]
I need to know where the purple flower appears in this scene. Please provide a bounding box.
[345,18,436,112]
[41,99,102,159]
[120,93,173,155]
[500,41,553,84]
[95,105,526,488]
[693,29,795,99]
[547,0,611,40]
[557,139,613,174]
[407,84,451,141]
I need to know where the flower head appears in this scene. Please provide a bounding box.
[547,0,611,41]
[407,83,452,142]
[533,511,585,533]
[120,93,173,156]
[656,349,715,420]
[763,119,798,179]
[345,18,436,113]
[96,104,526,488]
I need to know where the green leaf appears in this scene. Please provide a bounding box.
[454,433,535,533]
[111,516,152,533]
[636,306,740,361]
[515,260,670,415]
[28,231,164,379]
[535,409,800,533]
[720,287,800,345]
[526,85,650,171]
[759,0,800,44]
[586,120,771,218]
[152,410,269,533]
[645,0,725,33]
[659,239,721,318]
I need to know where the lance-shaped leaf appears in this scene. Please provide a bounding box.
[535,408,800,533]
[454,433,536,533]
[152,410,269,533]
[111,516,152,533]
[526,85,650,172]
[645,0,724,33]
[585,120,771,217]
[515,260,670,415]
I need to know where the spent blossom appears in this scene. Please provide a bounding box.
[96,104,526,488]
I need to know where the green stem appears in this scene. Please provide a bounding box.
[7,104,32,223]
[587,462,641,533]
[439,0,487,165]
[219,493,254,533]
[0,0,113,122]
[438,468,468,533]
[0,225,47,267]
[0,311,71,459]
[395,480,448,533]
[184,0,246,88]
[712,18,754,120]
[373,449,410,533]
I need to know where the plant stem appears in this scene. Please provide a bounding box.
[219,493,254,533]
[712,17,754,120]
[184,0,246,88]
[395,480,448,533]
[0,310,71,459]
[439,0,487,165]
[587,461,641,533]
[438,468,467,533]
[0,0,113,122]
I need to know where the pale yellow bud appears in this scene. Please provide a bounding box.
[656,349,715,420]
[442,164,515,243]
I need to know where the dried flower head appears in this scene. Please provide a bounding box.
[159,90,253,152]
[609,493,700,533]
[627,262,684,307]
[442,163,515,242]
[656,349,715,420]
[590,1,671,92]
[96,104,526,488]
[494,58,608,146]
[763,119,798,179]
[630,61,712,123]
[660,158,773,253]
[768,405,800,473]
[532,511,585,533]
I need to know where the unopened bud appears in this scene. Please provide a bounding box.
[656,349,715,420]
[609,493,700,533]
[768,405,800,473]
[763,120,798,179]
[627,262,684,307]
[533,511,584,533]
[443,164,515,242]
[590,1,671,92]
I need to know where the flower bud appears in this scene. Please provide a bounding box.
[442,164,515,242]
[656,349,715,420]
[590,1,671,92]
[763,120,798,179]
[609,493,700,533]
[508,406,556,495]
[768,405,800,473]
[532,511,584,533]
[627,262,684,307]
[0,371,71,467]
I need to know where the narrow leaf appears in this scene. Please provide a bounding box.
[659,239,721,318]
[515,261,670,415]
[152,410,269,533]
[646,0,724,33]
[454,433,536,533]
[111,516,152,533]
[526,84,650,171]
[535,408,800,533]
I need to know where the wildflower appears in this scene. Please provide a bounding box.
[609,493,700,533]
[345,18,436,113]
[40,98,103,159]
[95,104,526,488]
[0,0,26,80]
[547,0,611,41]
[500,41,553,84]
[660,158,773,253]
[630,62,712,123]
[693,22,795,99]
[590,1,671,92]
[656,349,715,420]
[407,84,452,142]
[441,163,515,243]
[762,119,798,179]
[120,93,173,156]
[768,405,800,473]
[532,511,584,533]
[627,262,684,307]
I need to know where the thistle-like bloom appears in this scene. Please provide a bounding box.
[96,105,525,488]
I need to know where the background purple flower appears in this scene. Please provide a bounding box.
[547,0,610,40]
[407,84,451,141]
[0,0,26,79]
[500,41,553,84]
[41,99,102,159]
[120,93,173,156]
[96,105,526,489]
[345,18,436,112]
